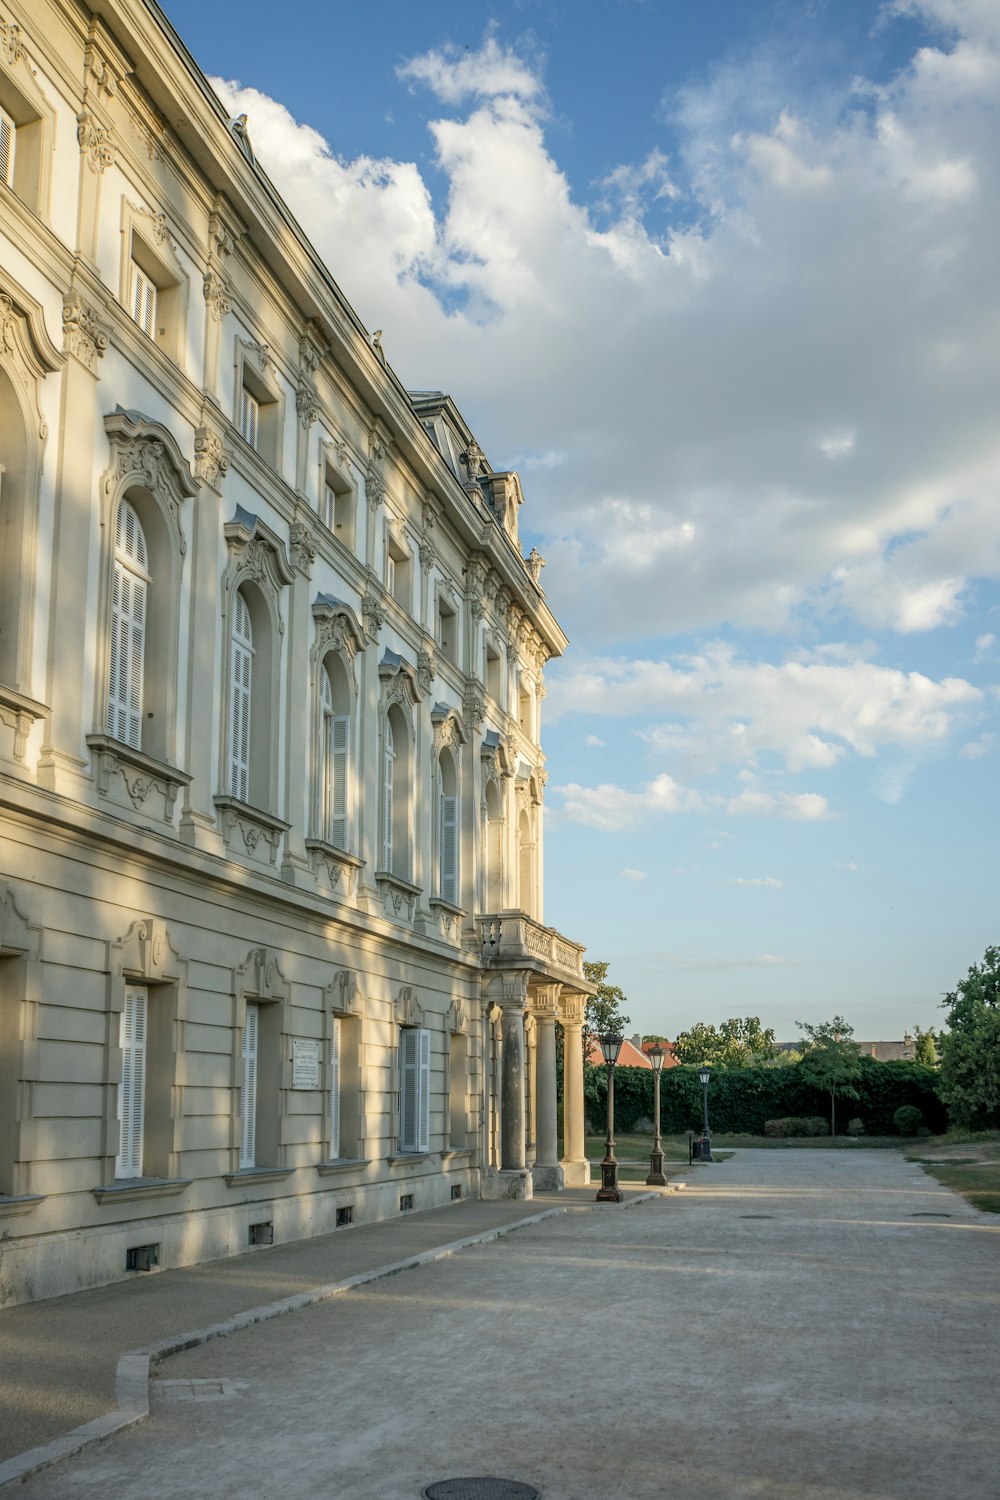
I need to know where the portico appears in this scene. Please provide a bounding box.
[480,911,595,1199]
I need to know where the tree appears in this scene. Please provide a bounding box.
[673,1016,778,1068]
[797,1015,862,1136]
[938,947,1000,1129]
[913,1025,938,1067]
[582,960,631,1060]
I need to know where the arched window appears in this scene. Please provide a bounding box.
[484,779,503,911]
[438,747,459,904]
[320,656,350,850]
[106,500,149,749]
[381,713,395,872]
[518,806,534,915]
[229,588,253,802]
[381,704,411,879]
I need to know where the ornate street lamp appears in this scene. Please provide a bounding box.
[645,1043,667,1186]
[697,1063,714,1162]
[596,1032,624,1202]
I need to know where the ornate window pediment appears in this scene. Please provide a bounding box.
[312,594,364,667]
[395,984,425,1028]
[103,409,197,552]
[378,648,423,709]
[431,702,468,752]
[223,506,295,590]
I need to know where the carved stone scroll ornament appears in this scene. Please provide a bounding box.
[194,426,230,489]
[313,597,363,666]
[77,111,115,173]
[203,270,231,324]
[366,433,387,511]
[296,378,319,430]
[289,521,316,576]
[417,648,435,697]
[361,590,386,645]
[463,679,486,731]
[62,291,109,374]
[1,19,33,70]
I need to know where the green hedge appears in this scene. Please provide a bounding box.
[583,1059,946,1136]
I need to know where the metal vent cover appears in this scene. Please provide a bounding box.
[423,1481,540,1500]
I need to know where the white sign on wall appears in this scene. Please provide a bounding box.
[292,1038,321,1090]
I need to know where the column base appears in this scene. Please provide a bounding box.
[531,1163,564,1192]
[481,1169,534,1202]
[560,1158,591,1187]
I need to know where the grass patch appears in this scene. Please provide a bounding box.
[906,1133,1000,1213]
[581,1134,731,1174]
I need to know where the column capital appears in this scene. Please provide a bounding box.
[531,982,562,1019]
[485,969,531,1010]
[557,990,586,1027]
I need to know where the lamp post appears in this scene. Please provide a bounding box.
[646,1043,667,1186]
[697,1063,713,1162]
[596,1032,624,1202]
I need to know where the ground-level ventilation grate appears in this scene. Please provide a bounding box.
[739,1214,774,1220]
[423,1482,540,1500]
[911,1212,952,1218]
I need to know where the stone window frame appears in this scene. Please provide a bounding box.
[0,34,55,220]
[95,917,191,1200]
[215,509,294,834]
[234,338,284,470]
[319,438,358,553]
[318,968,366,1169]
[226,946,293,1181]
[0,885,43,1207]
[86,412,197,821]
[119,199,190,367]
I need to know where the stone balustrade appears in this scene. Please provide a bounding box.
[478,909,588,985]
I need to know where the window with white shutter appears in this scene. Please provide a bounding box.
[107,500,149,749]
[128,259,157,338]
[0,107,14,190]
[440,783,458,904]
[240,386,259,449]
[240,1002,259,1169]
[399,1027,430,1154]
[116,986,147,1179]
[320,668,349,850]
[381,716,394,872]
[229,590,253,802]
[329,1016,341,1161]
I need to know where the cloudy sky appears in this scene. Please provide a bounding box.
[164,0,1000,1041]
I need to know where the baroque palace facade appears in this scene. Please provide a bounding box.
[0,0,594,1306]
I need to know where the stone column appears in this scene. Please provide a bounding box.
[481,972,532,1200]
[532,985,563,1191]
[559,992,590,1187]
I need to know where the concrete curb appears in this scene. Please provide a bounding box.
[0,1205,569,1490]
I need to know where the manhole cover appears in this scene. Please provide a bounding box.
[423,1482,540,1500]
[911,1212,952,1218]
[740,1214,774,1219]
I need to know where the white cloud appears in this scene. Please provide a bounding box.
[584,733,606,747]
[619,867,647,882]
[548,646,981,774]
[960,732,997,758]
[975,632,996,659]
[837,861,860,872]
[556,774,703,832]
[723,876,784,889]
[205,8,1000,649]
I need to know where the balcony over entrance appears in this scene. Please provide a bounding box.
[478,910,591,989]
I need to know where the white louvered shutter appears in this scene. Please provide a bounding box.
[381,718,394,871]
[116,986,147,1179]
[0,108,14,189]
[240,386,259,448]
[240,1002,259,1168]
[330,1016,341,1161]
[330,715,349,850]
[400,1027,418,1152]
[417,1027,431,1153]
[440,785,458,904]
[107,500,148,748]
[322,483,335,531]
[128,260,156,338]
[229,591,253,802]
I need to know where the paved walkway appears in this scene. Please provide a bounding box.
[0,1184,657,1476]
[8,1152,1000,1498]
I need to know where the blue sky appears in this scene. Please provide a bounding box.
[163,0,1000,1041]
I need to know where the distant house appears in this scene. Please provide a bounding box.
[776,1034,916,1061]
[586,1034,680,1069]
